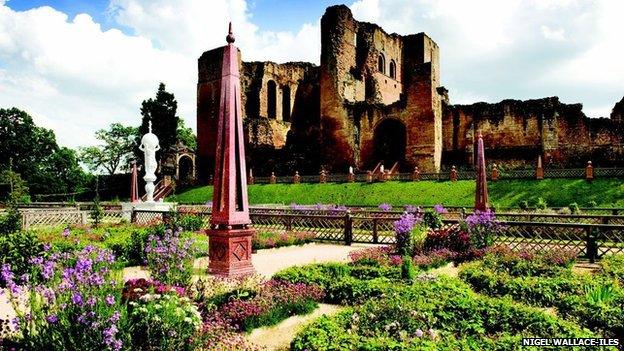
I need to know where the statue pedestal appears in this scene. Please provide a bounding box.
[207,227,255,277]
[121,201,176,223]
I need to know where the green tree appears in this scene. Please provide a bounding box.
[136,83,179,163]
[80,123,138,175]
[177,119,197,151]
[0,108,87,196]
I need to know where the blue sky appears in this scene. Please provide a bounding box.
[6,0,338,33]
[1,0,623,148]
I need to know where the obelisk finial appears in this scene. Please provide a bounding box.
[226,22,235,44]
[148,120,152,133]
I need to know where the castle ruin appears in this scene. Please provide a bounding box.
[197,5,624,180]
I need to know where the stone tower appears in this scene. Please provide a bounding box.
[319,5,445,172]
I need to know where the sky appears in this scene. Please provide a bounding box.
[0,0,623,149]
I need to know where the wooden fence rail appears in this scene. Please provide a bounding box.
[14,207,624,262]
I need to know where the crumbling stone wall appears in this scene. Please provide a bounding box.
[442,97,624,168]
[197,48,319,180]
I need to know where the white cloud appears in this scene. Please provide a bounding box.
[0,0,320,149]
[348,0,623,117]
[541,25,566,41]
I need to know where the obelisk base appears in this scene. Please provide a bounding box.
[207,228,255,277]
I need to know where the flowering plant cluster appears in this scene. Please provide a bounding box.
[463,210,501,249]
[252,230,316,250]
[198,314,260,350]
[433,204,448,214]
[121,278,185,303]
[378,203,393,212]
[0,246,125,351]
[144,227,197,286]
[482,245,577,277]
[217,279,324,332]
[348,246,402,266]
[126,292,202,351]
[394,213,423,256]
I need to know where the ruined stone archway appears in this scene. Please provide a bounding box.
[177,154,195,185]
[373,119,406,168]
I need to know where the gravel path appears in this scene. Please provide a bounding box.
[247,303,342,350]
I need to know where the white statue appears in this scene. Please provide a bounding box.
[380,165,384,173]
[349,166,354,174]
[139,121,160,202]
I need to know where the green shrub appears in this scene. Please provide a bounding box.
[0,231,43,282]
[557,293,624,339]
[401,255,417,281]
[535,197,548,210]
[0,208,21,235]
[519,200,529,210]
[600,254,624,283]
[178,214,204,231]
[127,293,202,350]
[459,261,601,307]
[568,202,580,214]
[273,263,351,290]
[90,197,104,227]
[587,200,598,208]
[422,210,443,229]
[292,277,596,351]
[480,246,576,277]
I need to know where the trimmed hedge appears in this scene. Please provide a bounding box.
[290,275,599,351]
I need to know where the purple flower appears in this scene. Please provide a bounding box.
[404,205,420,214]
[46,314,59,324]
[415,329,424,337]
[105,295,115,306]
[394,213,416,234]
[433,204,447,214]
[62,227,71,238]
[72,292,83,306]
[378,203,393,212]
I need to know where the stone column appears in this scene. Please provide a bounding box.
[247,169,254,185]
[536,155,544,180]
[491,164,499,182]
[270,172,276,184]
[366,170,373,183]
[293,171,300,184]
[347,166,355,183]
[412,166,420,181]
[130,161,139,203]
[319,170,327,183]
[586,161,594,181]
[207,24,255,277]
[450,166,457,182]
[475,133,489,211]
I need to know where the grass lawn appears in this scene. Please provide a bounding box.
[170,178,624,208]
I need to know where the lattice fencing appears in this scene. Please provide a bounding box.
[21,209,86,229]
[124,208,624,261]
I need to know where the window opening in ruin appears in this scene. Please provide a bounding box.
[389,60,396,79]
[282,85,291,122]
[377,53,385,74]
[267,80,277,118]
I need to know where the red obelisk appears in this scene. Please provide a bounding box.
[130,161,139,203]
[475,133,489,211]
[207,23,255,277]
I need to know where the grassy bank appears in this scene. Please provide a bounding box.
[169,178,624,208]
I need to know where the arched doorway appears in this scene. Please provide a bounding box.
[373,119,406,168]
[178,155,194,185]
